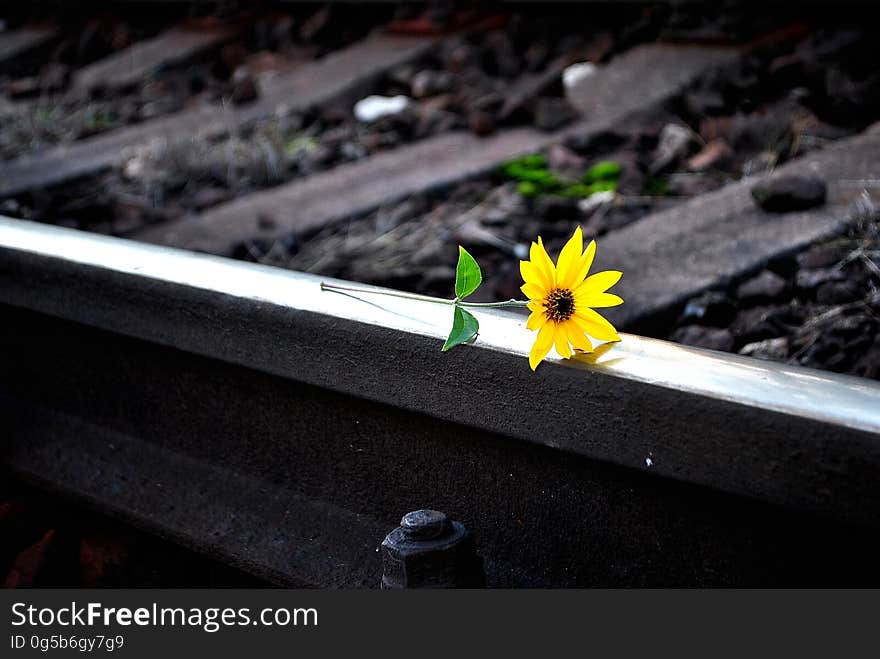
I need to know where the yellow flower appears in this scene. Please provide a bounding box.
[520,226,623,370]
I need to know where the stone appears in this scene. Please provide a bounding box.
[730,306,795,343]
[122,155,146,181]
[650,123,700,174]
[577,190,615,216]
[736,270,787,302]
[339,141,368,161]
[687,139,734,171]
[562,61,597,91]
[670,325,735,352]
[297,144,335,174]
[796,266,845,291]
[751,175,827,213]
[796,243,849,269]
[679,291,737,326]
[353,95,412,123]
[532,97,577,132]
[816,280,864,305]
[230,68,259,105]
[742,151,779,177]
[739,337,790,361]
[481,183,526,225]
[410,69,454,98]
[467,110,496,136]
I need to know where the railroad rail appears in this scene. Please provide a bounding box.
[2,216,879,586]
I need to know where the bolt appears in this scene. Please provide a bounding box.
[381,509,485,589]
[400,509,450,540]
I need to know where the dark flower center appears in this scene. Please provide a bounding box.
[545,288,575,322]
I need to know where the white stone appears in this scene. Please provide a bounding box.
[123,156,145,181]
[353,95,411,123]
[562,62,597,91]
[577,190,615,215]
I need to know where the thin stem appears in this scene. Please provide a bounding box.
[320,282,452,304]
[320,282,529,309]
[460,299,529,309]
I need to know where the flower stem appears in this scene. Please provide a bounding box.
[460,299,529,309]
[319,282,528,308]
[320,282,452,304]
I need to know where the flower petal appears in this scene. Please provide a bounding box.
[569,239,597,287]
[554,331,573,359]
[527,299,543,313]
[526,310,547,331]
[575,291,624,308]
[521,282,546,300]
[520,260,550,290]
[576,270,622,295]
[529,323,556,371]
[530,239,556,288]
[572,308,621,342]
[555,226,583,289]
[564,322,594,352]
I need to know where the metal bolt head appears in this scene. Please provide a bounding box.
[381,509,485,589]
[400,509,449,539]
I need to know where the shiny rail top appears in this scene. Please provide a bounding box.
[1,215,879,436]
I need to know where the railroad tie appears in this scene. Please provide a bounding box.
[597,123,880,330]
[136,43,742,253]
[0,32,438,198]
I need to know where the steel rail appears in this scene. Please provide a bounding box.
[1,216,880,586]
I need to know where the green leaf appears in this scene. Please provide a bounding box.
[501,154,547,174]
[583,160,622,184]
[517,181,540,197]
[588,179,618,194]
[558,183,594,198]
[454,246,482,299]
[442,306,480,352]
